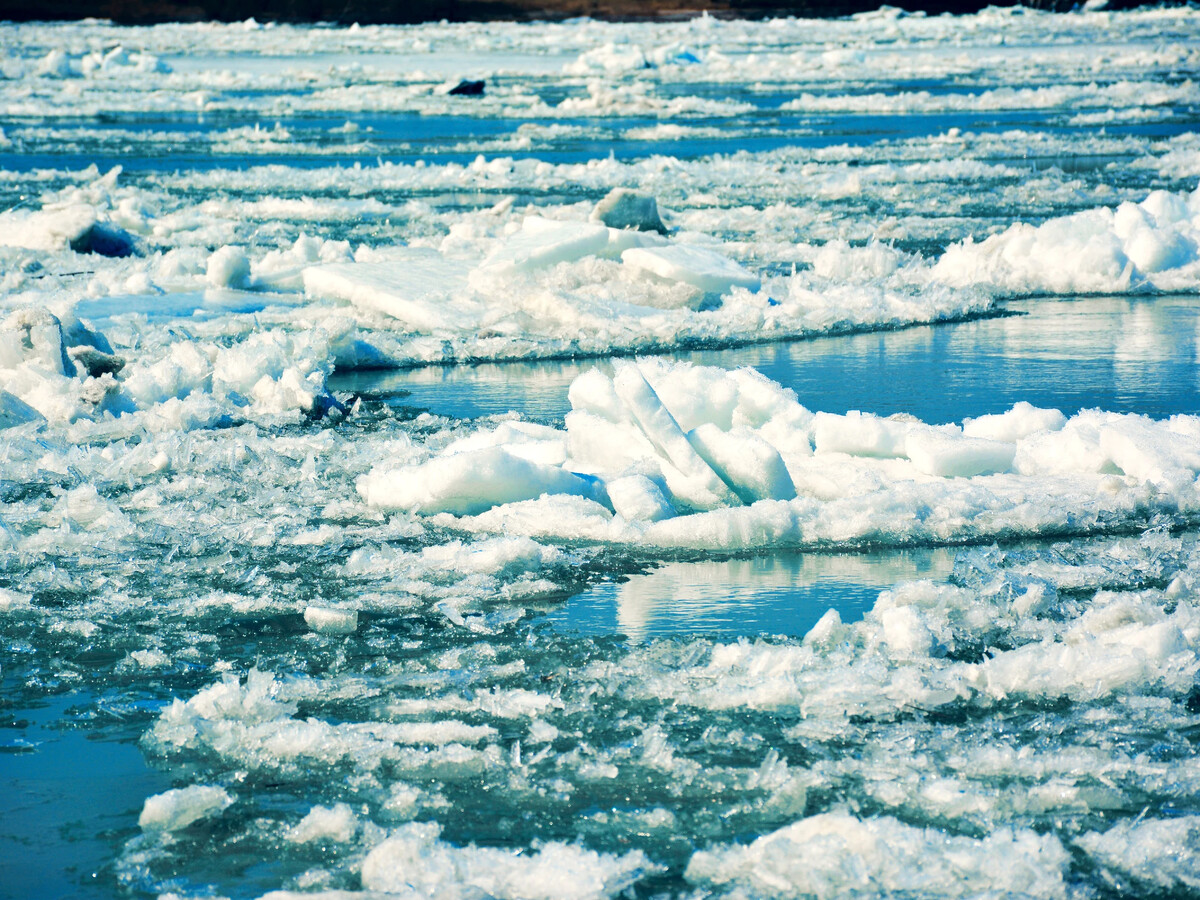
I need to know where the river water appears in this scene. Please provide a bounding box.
[2,9,1200,900]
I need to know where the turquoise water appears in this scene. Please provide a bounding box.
[0,692,171,900]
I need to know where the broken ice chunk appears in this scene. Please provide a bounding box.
[358,445,606,516]
[0,309,75,376]
[607,474,676,522]
[68,220,137,258]
[206,245,251,290]
[138,785,233,832]
[906,430,1016,478]
[621,244,761,295]
[813,410,909,458]
[304,606,359,634]
[591,187,668,235]
[286,803,359,843]
[0,390,43,429]
[612,362,740,510]
[686,422,797,503]
[304,251,478,332]
[475,217,611,279]
[69,345,125,378]
[963,402,1067,442]
[600,226,670,257]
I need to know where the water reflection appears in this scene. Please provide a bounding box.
[335,295,1200,423]
[543,547,955,641]
[0,691,171,900]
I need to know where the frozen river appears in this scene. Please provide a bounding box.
[3,7,1200,899]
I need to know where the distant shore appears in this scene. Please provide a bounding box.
[0,0,1175,25]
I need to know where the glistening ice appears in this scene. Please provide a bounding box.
[1,6,1199,899]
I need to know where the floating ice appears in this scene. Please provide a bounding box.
[0,308,124,422]
[138,785,234,833]
[934,185,1200,295]
[621,244,761,295]
[475,217,612,278]
[302,250,477,332]
[304,606,359,634]
[206,245,252,290]
[302,211,767,346]
[591,188,668,235]
[362,360,1200,550]
[285,803,359,844]
[361,822,656,900]
[358,445,607,517]
[1076,816,1200,892]
[686,812,1070,899]
[5,10,1200,900]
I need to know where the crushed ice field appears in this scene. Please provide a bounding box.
[3,6,1200,899]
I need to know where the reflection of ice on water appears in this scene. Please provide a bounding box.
[578,548,957,641]
[1114,298,1189,398]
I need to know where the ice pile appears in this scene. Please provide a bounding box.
[300,196,986,364]
[0,307,125,423]
[5,8,1197,120]
[934,185,1200,295]
[360,360,1200,550]
[0,165,139,257]
[302,204,759,326]
[686,813,1071,899]
[360,823,655,900]
[138,785,233,833]
[10,170,1200,377]
[0,305,342,430]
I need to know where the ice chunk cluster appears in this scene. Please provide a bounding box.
[0,307,124,423]
[686,813,1070,899]
[303,212,760,330]
[138,785,233,833]
[935,185,1200,295]
[361,822,655,900]
[118,530,1200,899]
[361,360,1200,550]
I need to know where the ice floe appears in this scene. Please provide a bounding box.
[111,529,1200,897]
[360,359,1200,550]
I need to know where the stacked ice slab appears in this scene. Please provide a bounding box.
[302,190,761,336]
[360,360,1200,548]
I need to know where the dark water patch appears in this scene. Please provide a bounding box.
[0,690,172,900]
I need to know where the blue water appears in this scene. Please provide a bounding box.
[1,104,1194,173]
[543,548,955,641]
[0,691,171,900]
[330,295,1200,424]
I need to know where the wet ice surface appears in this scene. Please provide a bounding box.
[3,7,1200,900]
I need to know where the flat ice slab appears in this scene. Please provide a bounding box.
[303,251,478,332]
[622,244,762,294]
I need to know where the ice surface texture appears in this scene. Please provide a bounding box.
[3,8,1200,900]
